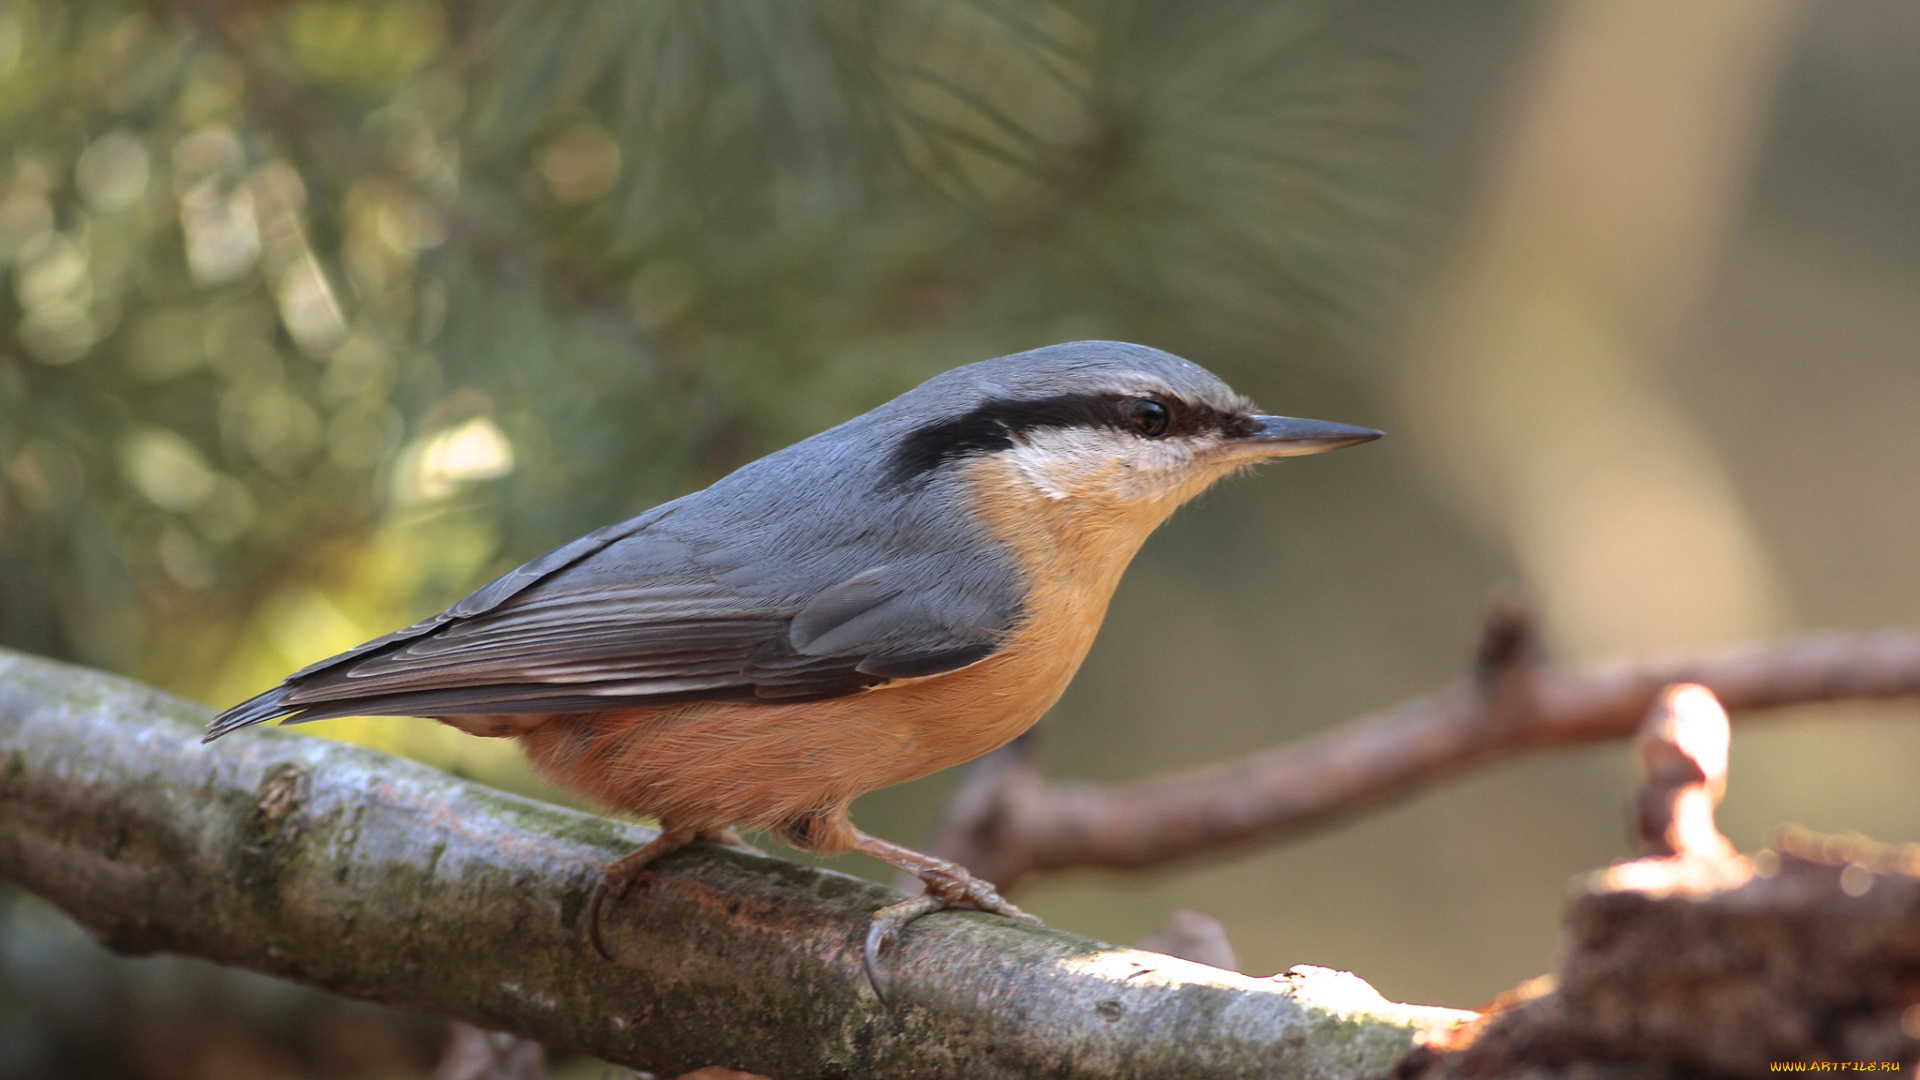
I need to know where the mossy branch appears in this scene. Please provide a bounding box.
[0,649,1466,1079]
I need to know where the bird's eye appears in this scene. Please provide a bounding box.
[1125,397,1171,438]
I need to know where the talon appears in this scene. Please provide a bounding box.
[954,878,1039,923]
[862,894,945,1003]
[838,827,1041,1003]
[587,877,615,961]
[859,886,1038,1003]
[589,870,640,962]
[585,829,695,963]
[998,902,1043,926]
[981,893,1041,925]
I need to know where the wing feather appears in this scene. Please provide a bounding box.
[206,480,1023,740]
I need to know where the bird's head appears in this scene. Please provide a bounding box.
[883,342,1380,522]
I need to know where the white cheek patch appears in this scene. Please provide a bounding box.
[1004,426,1212,500]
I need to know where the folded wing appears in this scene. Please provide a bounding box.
[204,525,1018,740]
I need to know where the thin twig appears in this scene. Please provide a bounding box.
[929,601,1920,889]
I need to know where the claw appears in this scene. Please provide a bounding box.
[859,887,1043,1003]
[843,826,1044,1004]
[584,829,695,963]
[862,894,946,1003]
[587,877,615,961]
[949,880,1041,924]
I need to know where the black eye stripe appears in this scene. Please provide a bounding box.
[884,392,1256,487]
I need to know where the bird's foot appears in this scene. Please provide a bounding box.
[918,861,1039,922]
[862,861,1041,1003]
[587,829,695,961]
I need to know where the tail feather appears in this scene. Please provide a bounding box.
[202,681,595,742]
[202,686,296,743]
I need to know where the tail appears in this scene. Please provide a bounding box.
[202,686,296,743]
[202,686,399,742]
[202,683,561,743]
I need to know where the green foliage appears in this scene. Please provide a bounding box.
[0,0,1411,728]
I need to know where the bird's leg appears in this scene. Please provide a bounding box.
[850,829,1042,1001]
[587,826,696,961]
[854,830,1035,918]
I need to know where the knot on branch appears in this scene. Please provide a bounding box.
[1630,683,1736,863]
[1473,591,1539,732]
[237,761,314,918]
[252,762,312,839]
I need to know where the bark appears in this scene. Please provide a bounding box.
[0,648,1468,1079]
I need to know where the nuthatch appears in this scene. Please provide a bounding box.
[205,341,1379,990]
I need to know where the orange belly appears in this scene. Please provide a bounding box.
[515,603,1095,846]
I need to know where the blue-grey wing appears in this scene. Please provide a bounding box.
[204,503,1021,737]
[275,500,684,683]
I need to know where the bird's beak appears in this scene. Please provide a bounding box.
[1223,415,1383,460]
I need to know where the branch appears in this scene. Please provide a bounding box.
[0,649,1467,1079]
[930,601,1920,889]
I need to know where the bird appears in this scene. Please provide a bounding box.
[203,340,1380,993]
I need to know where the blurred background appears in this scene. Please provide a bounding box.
[1,0,1916,1075]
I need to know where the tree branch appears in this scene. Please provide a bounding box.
[929,602,1920,889]
[0,648,1467,1079]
